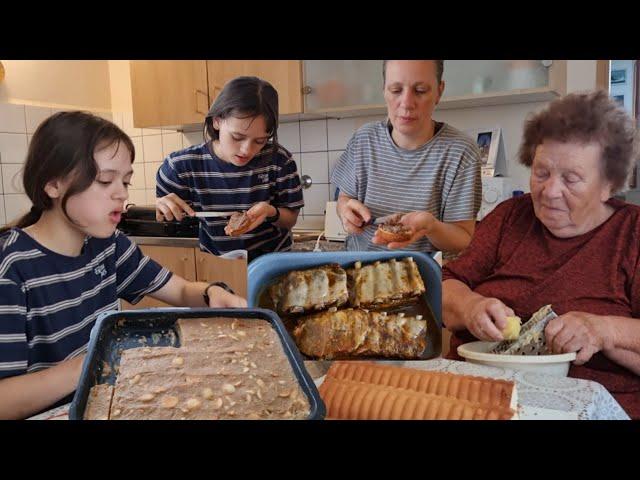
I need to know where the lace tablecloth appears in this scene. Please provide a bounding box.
[29,359,629,420]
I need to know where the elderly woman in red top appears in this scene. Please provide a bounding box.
[443,90,640,418]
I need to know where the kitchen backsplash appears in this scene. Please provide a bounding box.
[0,101,385,230]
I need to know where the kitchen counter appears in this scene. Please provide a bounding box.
[127,236,345,253]
[129,236,200,248]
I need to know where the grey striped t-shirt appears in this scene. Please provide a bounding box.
[330,120,482,256]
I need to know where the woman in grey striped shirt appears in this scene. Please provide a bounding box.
[331,60,482,258]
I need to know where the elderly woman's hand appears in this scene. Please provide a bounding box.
[545,312,611,365]
[463,296,516,342]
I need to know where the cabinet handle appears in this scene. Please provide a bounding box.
[195,89,208,115]
[302,85,313,95]
[541,60,553,68]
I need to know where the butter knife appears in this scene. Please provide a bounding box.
[193,211,238,218]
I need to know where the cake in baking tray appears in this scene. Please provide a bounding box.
[84,318,310,420]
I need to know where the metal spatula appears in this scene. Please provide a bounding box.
[489,304,557,355]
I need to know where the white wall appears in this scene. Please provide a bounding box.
[0,60,112,111]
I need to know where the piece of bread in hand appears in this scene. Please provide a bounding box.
[376,214,412,243]
[501,316,522,340]
[224,211,252,236]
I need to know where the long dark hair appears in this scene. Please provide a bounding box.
[0,111,135,234]
[203,76,280,160]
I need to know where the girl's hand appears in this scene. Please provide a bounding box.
[244,202,276,233]
[206,286,248,308]
[156,193,195,222]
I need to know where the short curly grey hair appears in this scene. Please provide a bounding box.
[519,90,640,193]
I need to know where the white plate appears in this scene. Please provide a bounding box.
[457,341,576,377]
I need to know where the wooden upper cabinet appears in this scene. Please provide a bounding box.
[130,60,209,128]
[207,61,303,115]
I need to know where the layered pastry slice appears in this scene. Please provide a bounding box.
[268,264,349,315]
[292,308,426,359]
[324,362,517,411]
[319,376,518,420]
[84,384,115,420]
[346,257,426,309]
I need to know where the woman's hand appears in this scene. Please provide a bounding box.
[372,211,436,249]
[156,193,195,222]
[545,312,610,365]
[337,198,371,235]
[207,286,248,308]
[244,202,276,233]
[463,296,515,342]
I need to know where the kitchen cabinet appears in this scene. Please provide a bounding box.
[301,60,568,115]
[206,61,303,116]
[120,244,247,310]
[195,249,248,299]
[130,60,303,128]
[130,61,209,129]
[302,60,385,114]
[438,60,566,109]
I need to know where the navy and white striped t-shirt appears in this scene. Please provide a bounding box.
[0,228,172,379]
[331,120,482,259]
[156,142,304,261]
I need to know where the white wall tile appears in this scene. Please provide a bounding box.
[300,152,329,184]
[145,189,157,205]
[295,215,325,230]
[131,137,144,163]
[95,111,113,122]
[0,104,26,133]
[126,189,147,206]
[111,112,124,129]
[182,131,204,147]
[122,111,142,138]
[162,132,183,157]
[277,122,300,153]
[0,133,28,164]
[142,135,163,164]
[144,162,162,190]
[25,106,53,134]
[327,118,358,150]
[300,119,327,152]
[0,196,5,225]
[131,161,146,190]
[302,183,330,215]
[328,150,344,179]
[142,127,163,136]
[4,193,32,223]
[2,164,24,194]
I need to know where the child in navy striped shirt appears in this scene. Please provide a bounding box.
[0,111,246,419]
[155,76,304,261]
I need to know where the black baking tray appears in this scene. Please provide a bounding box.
[117,205,200,238]
[69,308,325,420]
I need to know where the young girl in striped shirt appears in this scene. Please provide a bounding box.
[155,76,304,261]
[0,111,246,419]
